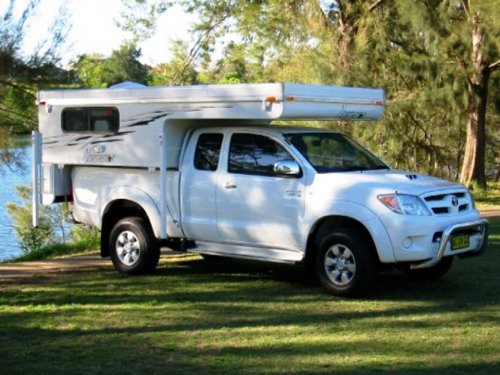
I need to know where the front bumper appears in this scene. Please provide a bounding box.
[410,218,489,269]
[378,211,489,264]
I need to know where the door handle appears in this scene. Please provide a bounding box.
[225,182,237,189]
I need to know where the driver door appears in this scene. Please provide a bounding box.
[216,132,305,251]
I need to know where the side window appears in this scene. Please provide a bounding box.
[194,133,223,171]
[228,133,294,176]
[62,107,119,133]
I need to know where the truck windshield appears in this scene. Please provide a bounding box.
[284,132,388,173]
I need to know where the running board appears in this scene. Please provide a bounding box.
[189,241,304,264]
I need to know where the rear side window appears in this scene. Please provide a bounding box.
[62,107,119,133]
[194,133,223,171]
[228,133,293,176]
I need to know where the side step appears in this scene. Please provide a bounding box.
[188,241,304,264]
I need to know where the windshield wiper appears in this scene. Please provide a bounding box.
[365,166,390,171]
[338,165,390,172]
[339,166,368,172]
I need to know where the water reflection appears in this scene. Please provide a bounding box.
[0,146,31,261]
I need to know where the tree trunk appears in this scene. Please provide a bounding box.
[459,15,489,189]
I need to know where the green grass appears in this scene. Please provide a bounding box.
[10,240,99,262]
[4,227,100,263]
[1,219,499,374]
[473,181,500,210]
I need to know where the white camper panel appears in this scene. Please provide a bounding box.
[38,83,384,168]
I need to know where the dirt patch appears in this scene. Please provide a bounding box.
[0,253,109,283]
[481,209,500,219]
[1,211,498,283]
[0,249,183,284]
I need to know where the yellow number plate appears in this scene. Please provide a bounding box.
[451,235,469,251]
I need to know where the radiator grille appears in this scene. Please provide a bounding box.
[422,191,471,215]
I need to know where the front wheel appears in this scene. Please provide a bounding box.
[316,230,378,297]
[109,217,160,275]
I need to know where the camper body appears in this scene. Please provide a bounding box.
[33,83,488,296]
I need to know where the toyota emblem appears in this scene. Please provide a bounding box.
[451,196,459,206]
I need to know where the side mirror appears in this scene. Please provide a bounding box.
[273,160,301,176]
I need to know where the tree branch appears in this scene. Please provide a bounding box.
[460,0,470,19]
[369,0,385,12]
[171,11,231,84]
[336,1,347,30]
[489,59,500,71]
[0,79,36,99]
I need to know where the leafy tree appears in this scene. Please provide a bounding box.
[71,53,108,88]
[0,0,69,171]
[114,0,500,185]
[392,0,499,188]
[148,40,198,85]
[73,43,149,88]
[104,43,149,86]
[118,0,170,41]
[453,1,499,188]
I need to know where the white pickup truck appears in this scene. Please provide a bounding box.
[33,83,489,296]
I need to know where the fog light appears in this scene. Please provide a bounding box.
[403,237,412,249]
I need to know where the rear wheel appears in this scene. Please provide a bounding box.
[109,217,160,275]
[316,229,378,297]
[402,256,453,281]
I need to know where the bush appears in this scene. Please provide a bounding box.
[70,224,100,248]
[7,185,71,254]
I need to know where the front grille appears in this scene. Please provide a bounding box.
[422,190,471,215]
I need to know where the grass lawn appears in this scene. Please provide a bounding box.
[474,181,500,210]
[1,219,499,374]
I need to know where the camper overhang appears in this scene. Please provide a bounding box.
[38,82,385,121]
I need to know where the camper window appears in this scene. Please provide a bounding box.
[62,107,119,133]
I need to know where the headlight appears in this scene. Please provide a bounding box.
[378,194,431,216]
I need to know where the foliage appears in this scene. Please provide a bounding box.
[6,185,71,254]
[71,53,108,88]
[118,0,170,41]
[0,218,499,373]
[148,40,198,86]
[70,224,100,249]
[119,0,499,186]
[73,43,149,88]
[11,226,100,262]
[6,186,53,253]
[0,0,70,171]
[1,0,497,186]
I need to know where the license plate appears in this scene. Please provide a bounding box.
[451,234,470,251]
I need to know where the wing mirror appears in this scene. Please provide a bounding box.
[273,160,301,176]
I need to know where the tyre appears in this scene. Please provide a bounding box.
[109,217,160,275]
[402,256,453,281]
[315,229,378,297]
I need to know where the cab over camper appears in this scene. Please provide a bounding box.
[32,82,489,296]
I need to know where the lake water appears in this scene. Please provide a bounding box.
[0,145,31,261]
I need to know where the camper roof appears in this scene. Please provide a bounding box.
[38,82,385,121]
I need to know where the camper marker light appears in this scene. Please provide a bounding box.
[378,194,431,216]
[262,96,277,111]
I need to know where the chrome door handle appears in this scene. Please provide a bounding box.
[225,183,237,189]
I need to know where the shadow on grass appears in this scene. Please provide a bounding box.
[0,220,498,374]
